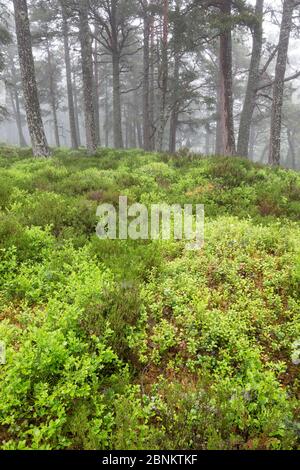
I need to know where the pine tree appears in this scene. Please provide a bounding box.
[60,0,79,149]
[78,0,97,154]
[13,0,50,157]
[269,0,295,165]
[237,0,264,157]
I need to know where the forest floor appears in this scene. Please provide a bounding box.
[0,145,300,450]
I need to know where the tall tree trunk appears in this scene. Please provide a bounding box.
[157,0,169,151]
[268,0,294,166]
[13,0,50,157]
[168,52,179,154]
[149,16,156,149]
[287,127,296,169]
[261,142,268,163]
[93,27,101,146]
[61,1,78,149]
[46,40,60,148]
[8,56,27,147]
[169,105,178,153]
[124,104,129,148]
[111,0,123,149]
[79,0,97,154]
[9,87,27,147]
[72,68,81,146]
[143,3,151,151]
[112,51,123,148]
[130,107,137,148]
[205,123,211,155]
[169,1,181,154]
[237,0,264,157]
[218,0,236,156]
[248,124,256,160]
[136,118,143,148]
[104,78,109,147]
[215,66,222,154]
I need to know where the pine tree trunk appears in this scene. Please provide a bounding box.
[205,123,211,155]
[287,127,296,169]
[105,78,109,147]
[143,5,151,151]
[9,56,27,147]
[9,88,27,147]
[111,0,123,149]
[79,0,97,154]
[61,1,78,149]
[72,69,81,146]
[169,1,181,154]
[157,0,169,151]
[13,0,50,157]
[268,0,294,166]
[215,66,222,154]
[149,16,156,150]
[218,0,236,156]
[93,28,101,146]
[237,0,264,157]
[261,142,268,163]
[169,108,178,154]
[112,51,123,149]
[124,104,129,148]
[46,40,60,148]
[249,125,255,160]
[131,110,137,148]
[136,119,143,148]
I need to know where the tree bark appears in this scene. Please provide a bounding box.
[46,39,60,148]
[261,142,268,163]
[111,0,123,149]
[149,15,156,149]
[215,64,222,154]
[112,50,123,148]
[169,1,181,154]
[287,127,296,169]
[237,0,264,157]
[157,0,169,151]
[61,1,78,149]
[79,0,97,154]
[9,87,27,147]
[130,108,137,148]
[8,55,27,147]
[217,0,236,156]
[248,124,255,160]
[205,122,211,155]
[13,0,50,157]
[93,25,101,146]
[72,68,81,146]
[268,0,294,166]
[143,2,151,151]
[136,118,143,148]
[168,54,179,154]
[104,77,109,147]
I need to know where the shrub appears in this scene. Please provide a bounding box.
[0,147,300,450]
[0,175,14,209]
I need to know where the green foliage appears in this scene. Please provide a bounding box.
[0,147,300,449]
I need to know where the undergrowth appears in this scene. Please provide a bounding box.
[0,145,299,450]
